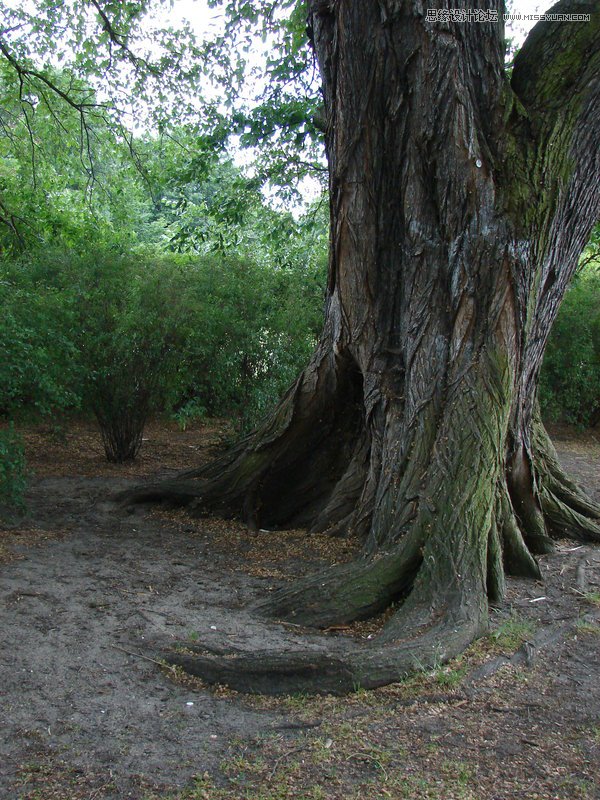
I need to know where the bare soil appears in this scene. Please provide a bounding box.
[1,419,599,800]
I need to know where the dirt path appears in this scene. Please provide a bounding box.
[1,421,599,799]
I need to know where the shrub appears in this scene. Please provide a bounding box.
[74,252,189,461]
[0,425,27,514]
[170,255,325,432]
[0,276,82,418]
[1,245,326,458]
[1,249,188,461]
[540,266,600,427]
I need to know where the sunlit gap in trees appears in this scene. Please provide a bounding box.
[166,0,547,213]
[165,1,324,215]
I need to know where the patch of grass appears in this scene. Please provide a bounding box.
[558,776,597,799]
[440,759,476,786]
[433,661,469,688]
[280,692,314,712]
[14,759,123,800]
[575,618,600,635]
[490,613,536,651]
[583,591,600,606]
[161,662,207,692]
[168,701,488,800]
[165,754,484,800]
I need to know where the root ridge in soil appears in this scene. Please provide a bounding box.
[1,419,599,798]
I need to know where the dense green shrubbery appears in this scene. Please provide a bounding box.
[0,280,82,417]
[171,254,325,432]
[4,241,599,473]
[0,244,325,461]
[0,63,329,463]
[3,235,599,477]
[72,253,188,461]
[540,266,600,427]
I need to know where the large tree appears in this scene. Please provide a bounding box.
[130,0,600,694]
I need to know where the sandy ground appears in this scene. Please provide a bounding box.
[0,419,599,800]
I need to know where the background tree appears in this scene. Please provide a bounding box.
[128,0,600,694]
[0,0,222,250]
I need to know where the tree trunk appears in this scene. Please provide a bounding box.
[124,0,600,693]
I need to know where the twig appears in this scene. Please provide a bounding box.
[270,720,322,731]
[109,644,167,668]
[269,745,308,778]
[139,606,170,617]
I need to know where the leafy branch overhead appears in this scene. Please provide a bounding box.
[0,0,210,119]
[0,0,325,227]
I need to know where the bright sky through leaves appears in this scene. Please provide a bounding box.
[169,0,548,45]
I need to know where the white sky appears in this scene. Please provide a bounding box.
[168,0,550,47]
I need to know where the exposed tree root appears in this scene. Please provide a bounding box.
[121,415,598,695]
[119,349,368,531]
[166,610,483,696]
[486,518,506,604]
[497,483,542,579]
[118,359,598,696]
[255,527,424,627]
[168,648,356,695]
[532,416,600,542]
[507,444,556,554]
[540,489,600,542]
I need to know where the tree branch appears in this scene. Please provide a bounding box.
[88,0,128,48]
[0,38,103,114]
[87,0,161,76]
[505,2,600,392]
[0,196,28,250]
[511,0,600,118]
[508,0,600,241]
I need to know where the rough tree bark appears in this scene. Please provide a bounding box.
[125,0,600,693]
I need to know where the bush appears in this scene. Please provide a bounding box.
[0,425,27,513]
[73,252,191,461]
[0,249,188,461]
[1,245,326,457]
[540,266,600,427]
[170,254,325,432]
[0,277,82,418]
